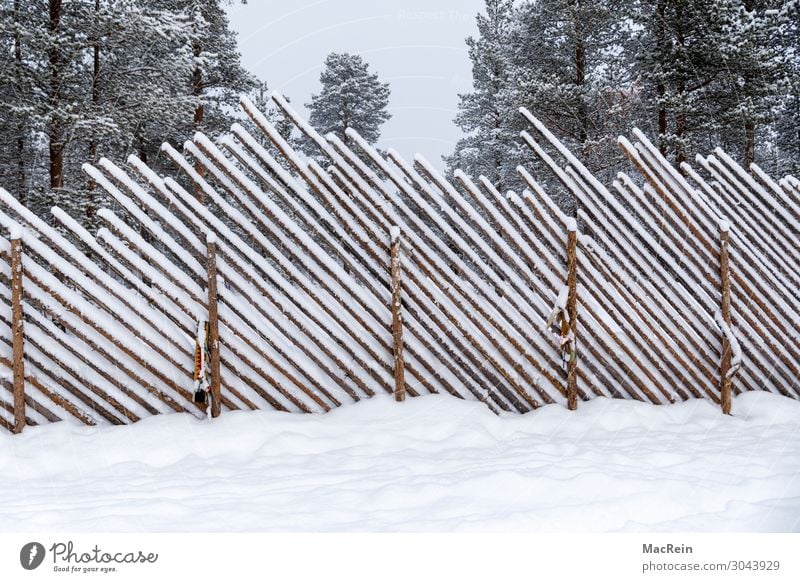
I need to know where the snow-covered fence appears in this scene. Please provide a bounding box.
[519,110,799,404]
[0,94,798,433]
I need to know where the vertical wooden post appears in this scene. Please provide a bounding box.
[720,225,732,415]
[207,235,221,418]
[565,220,578,411]
[10,235,26,433]
[390,227,406,402]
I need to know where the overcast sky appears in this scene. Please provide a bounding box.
[226,0,485,167]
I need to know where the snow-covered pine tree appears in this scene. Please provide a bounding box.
[305,52,391,152]
[0,0,253,227]
[712,0,788,170]
[36,0,94,214]
[0,0,105,217]
[773,0,800,176]
[637,0,742,164]
[126,1,253,139]
[445,0,515,192]
[0,0,36,205]
[143,0,252,201]
[78,0,201,226]
[500,0,640,208]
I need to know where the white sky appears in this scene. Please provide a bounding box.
[226,0,485,167]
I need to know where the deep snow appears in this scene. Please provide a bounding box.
[1,392,799,532]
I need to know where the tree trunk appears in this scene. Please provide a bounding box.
[342,105,350,147]
[49,131,64,190]
[14,0,26,204]
[571,0,587,217]
[87,0,101,221]
[192,39,204,130]
[48,0,65,191]
[656,0,668,157]
[192,39,205,202]
[741,0,756,171]
[657,83,667,157]
[743,119,755,171]
[674,3,687,165]
[572,0,588,146]
[675,104,687,165]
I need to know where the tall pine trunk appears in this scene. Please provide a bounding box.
[572,0,588,146]
[741,0,756,171]
[48,0,65,191]
[87,0,100,223]
[675,86,687,165]
[656,0,667,157]
[743,119,755,170]
[674,3,687,165]
[14,0,26,204]
[657,83,667,157]
[192,38,205,202]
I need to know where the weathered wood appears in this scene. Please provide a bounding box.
[518,169,665,404]
[695,159,800,377]
[720,227,732,415]
[283,120,551,406]
[381,151,558,404]
[171,142,398,397]
[22,268,188,413]
[390,228,406,402]
[207,238,222,418]
[565,227,578,411]
[1,95,798,433]
[188,135,450,406]
[638,150,800,396]
[10,236,25,433]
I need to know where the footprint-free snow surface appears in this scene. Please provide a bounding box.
[1,392,799,532]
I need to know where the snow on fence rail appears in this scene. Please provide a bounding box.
[0,94,798,433]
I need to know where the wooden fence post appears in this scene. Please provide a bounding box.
[720,225,732,415]
[565,219,578,410]
[11,235,26,433]
[390,227,406,402]
[207,235,222,418]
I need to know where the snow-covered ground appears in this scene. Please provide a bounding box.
[1,392,799,532]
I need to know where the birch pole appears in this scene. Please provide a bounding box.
[390,227,406,402]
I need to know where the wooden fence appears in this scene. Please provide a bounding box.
[1,94,798,433]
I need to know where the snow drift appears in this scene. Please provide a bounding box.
[1,391,798,532]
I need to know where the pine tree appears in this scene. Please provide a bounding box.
[0,0,36,204]
[0,0,253,226]
[773,0,800,176]
[79,0,200,224]
[637,0,743,164]
[445,0,515,192]
[499,0,640,207]
[719,1,787,168]
[41,1,93,200]
[305,52,391,149]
